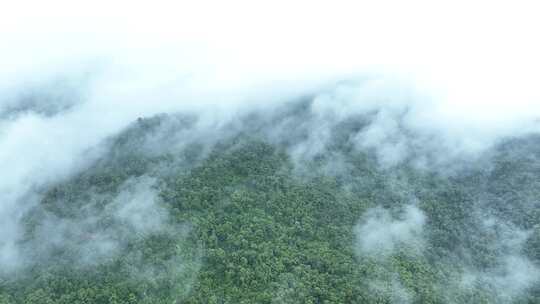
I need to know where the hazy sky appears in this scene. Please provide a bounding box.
[2,0,539,115]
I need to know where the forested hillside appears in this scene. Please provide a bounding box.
[1,101,539,304]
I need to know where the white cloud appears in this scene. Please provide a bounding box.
[355,205,426,256]
[458,218,540,302]
[110,176,167,234]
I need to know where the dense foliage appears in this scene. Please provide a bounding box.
[1,108,540,303]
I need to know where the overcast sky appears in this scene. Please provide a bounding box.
[2,0,539,114]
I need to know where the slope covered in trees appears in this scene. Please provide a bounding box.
[1,102,540,303]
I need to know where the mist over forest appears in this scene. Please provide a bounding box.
[2,1,540,303]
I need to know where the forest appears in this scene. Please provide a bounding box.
[1,100,539,304]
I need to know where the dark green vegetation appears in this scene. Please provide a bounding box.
[1,104,540,303]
